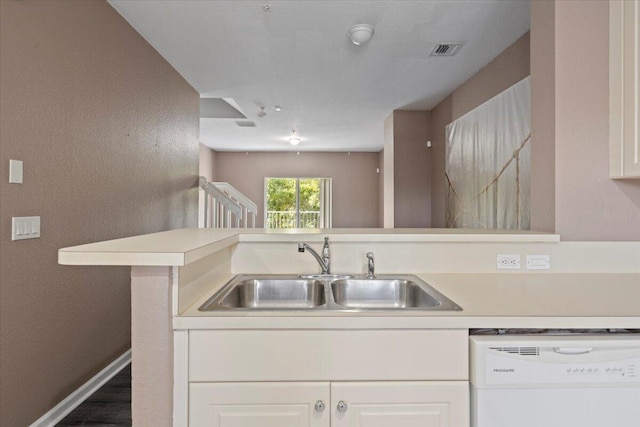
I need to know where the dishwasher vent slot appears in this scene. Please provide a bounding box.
[490,346,540,356]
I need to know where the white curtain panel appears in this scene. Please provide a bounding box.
[445,76,531,229]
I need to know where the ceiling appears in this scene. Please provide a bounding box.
[108,0,530,152]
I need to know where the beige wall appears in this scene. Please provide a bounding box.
[452,32,531,120]
[429,96,453,228]
[214,152,379,228]
[393,111,432,227]
[383,115,395,227]
[199,144,217,181]
[530,1,556,233]
[377,149,384,227]
[0,1,199,425]
[554,0,640,240]
[429,32,531,227]
[198,144,217,227]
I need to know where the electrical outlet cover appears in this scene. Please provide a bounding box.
[497,254,521,270]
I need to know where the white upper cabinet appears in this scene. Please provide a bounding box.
[610,0,640,178]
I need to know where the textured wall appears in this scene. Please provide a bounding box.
[554,0,640,240]
[0,1,199,425]
[214,151,380,228]
[393,111,432,228]
[430,32,531,227]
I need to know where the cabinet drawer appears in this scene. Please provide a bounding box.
[189,329,468,382]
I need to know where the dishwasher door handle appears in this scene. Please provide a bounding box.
[553,347,594,354]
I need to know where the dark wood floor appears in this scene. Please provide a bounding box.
[56,364,132,426]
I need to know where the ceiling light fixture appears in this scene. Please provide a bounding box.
[289,130,301,146]
[257,106,267,118]
[348,24,375,46]
[274,106,282,112]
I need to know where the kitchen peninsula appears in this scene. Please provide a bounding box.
[59,228,640,427]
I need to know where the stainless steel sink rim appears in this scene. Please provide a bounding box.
[298,273,354,280]
[198,274,462,312]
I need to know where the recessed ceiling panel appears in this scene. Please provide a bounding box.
[200,98,246,119]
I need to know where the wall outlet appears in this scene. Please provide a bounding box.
[527,255,551,270]
[497,254,521,270]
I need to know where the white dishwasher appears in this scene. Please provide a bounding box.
[470,334,640,427]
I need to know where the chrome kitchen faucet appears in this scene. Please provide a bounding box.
[366,252,376,279]
[298,236,331,274]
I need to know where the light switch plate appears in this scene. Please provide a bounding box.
[527,255,551,270]
[9,159,23,184]
[12,216,40,241]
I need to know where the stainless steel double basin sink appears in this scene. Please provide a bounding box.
[199,274,462,312]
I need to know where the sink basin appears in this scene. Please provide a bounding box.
[199,276,326,310]
[331,276,462,311]
[199,274,461,312]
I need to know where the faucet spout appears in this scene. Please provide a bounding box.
[366,252,375,279]
[298,237,331,274]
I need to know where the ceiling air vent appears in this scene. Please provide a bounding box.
[235,120,256,127]
[490,346,540,356]
[430,43,464,57]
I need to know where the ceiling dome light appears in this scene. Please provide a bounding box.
[289,130,301,146]
[348,24,374,46]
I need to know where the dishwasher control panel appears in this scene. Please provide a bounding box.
[565,364,636,377]
[470,335,640,388]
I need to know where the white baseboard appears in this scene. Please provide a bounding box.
[30,349,132,427]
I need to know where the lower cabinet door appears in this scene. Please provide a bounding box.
[189,382,331,427]
[330,381,469,427]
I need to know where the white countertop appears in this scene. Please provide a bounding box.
[58,228,560,266]
[57,228,639,330]
[176,273,640,330]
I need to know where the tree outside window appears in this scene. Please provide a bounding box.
[265,178,327,228]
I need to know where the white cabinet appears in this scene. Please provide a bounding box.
[331,382,469,427]
[610,0,640,178]
[183,329,469,427]
[188,329,468,382]
[188,381,468,427]
[189,382,330,427]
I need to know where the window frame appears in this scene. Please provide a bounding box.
[263,176,332,229]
